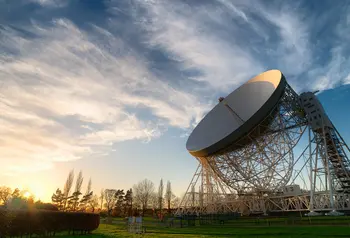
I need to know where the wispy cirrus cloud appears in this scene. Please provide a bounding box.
[1,0,350,176]
[256,3,311,76]
[128,0,318,93]
[305,4,350,91]
[133,0,350,93]
[129,0,265,91]
[0,18,207,175]
[28,0,68,8]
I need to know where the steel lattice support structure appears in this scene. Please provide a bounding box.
[176,158,237,215]
[206,84,307,192]
[176,84,350,216]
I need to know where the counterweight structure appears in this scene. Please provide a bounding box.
[177,70,350,216]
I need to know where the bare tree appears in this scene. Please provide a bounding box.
[63,169,74,210]
[150,192,158,216]
[171,196,180,209]
[164,181,172,213]
[104,189,117,216]
[0,186,12,204]
[157,178,164,212]
[99,188,105,211]
[150,192,158,208]
[133,179,155,215]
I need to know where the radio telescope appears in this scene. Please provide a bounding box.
[177,70,350,216]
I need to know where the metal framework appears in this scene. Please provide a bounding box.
[176,158,236,215]
[176,85,350,216]
[207,84,307,192]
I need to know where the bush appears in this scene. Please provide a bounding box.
[34,202,59,211]
[99,211,108,218]
[0,208,99,237]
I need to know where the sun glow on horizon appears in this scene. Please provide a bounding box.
[12,182,51,202]
[29,185,48,201]
[23,191,31,198]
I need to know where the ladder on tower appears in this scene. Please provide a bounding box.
[323,128,350,192]
[300,91,350,193]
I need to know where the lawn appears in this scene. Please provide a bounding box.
[54,218,350,238]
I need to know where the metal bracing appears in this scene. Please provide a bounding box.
[206,84,307,192]
[175,158,236,215]
[177,87,350,216]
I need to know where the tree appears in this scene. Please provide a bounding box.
[63,169,74,210]
[171,196,180,209]
[6,197,28,209]
[150,192,158,212]
[12,188,20,198]
[79,178,93,211]
[69,170,84,211]
[99,189,105,211]
[0,186,12,204]
[104,189,117,216]
[89,195,99,213]
[157,179,164,212]
[124,189,133,216]
[164,181,172,213]
[133,179,155,215]
[80,191,93,211]
[51,188,64,210]
[114,189,125,217]
[86,178,92,195]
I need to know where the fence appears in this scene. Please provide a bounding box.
[174,214,350,227]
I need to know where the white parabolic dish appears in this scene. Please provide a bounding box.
[186,69,287,157]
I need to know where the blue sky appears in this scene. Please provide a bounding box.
[0,0,350,201]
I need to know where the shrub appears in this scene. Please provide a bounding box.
[0,208,99,237]
[34,202,59,211]
[99,211,108,218]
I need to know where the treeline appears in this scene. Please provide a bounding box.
[51,170,180,217]
[99,178,179,218]
[132,178,177,215]
[2,170,180,218]
[102,189,133,217]
[0,186,55,210]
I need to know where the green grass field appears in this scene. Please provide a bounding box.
[54,217,350,238]
[67,224,350,237]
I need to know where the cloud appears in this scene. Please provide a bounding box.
[2,0,350,175]
[0,18,207,175]
[127,0,331,93]
[254,3,311,76]
[129,0,264,91]
[215,0,312,78]
[28,0,68,8]
[344,74,350,85]
[216,0,249,22]
[307,47,347,91]
[304,7,350,92]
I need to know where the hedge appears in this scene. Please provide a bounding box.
[0,208,99,237]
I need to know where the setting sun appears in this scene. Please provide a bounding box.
[23,191,31,198]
